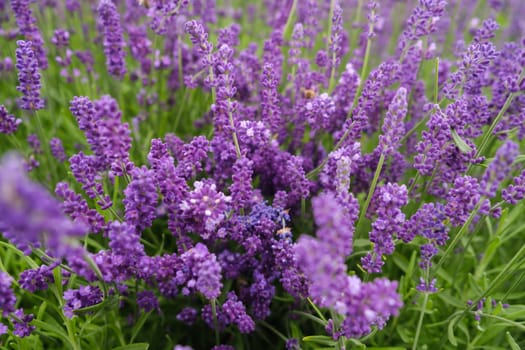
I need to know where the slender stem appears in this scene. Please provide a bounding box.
[434,201,482,272]
[211,299,220,345]
[357,153,385,233]
[474,92,516,160]
[282,0,298,41]
[327,0,337,93]
[434,57,439,104]
[259,321,289,342]
[306,23,373,180]
[412,293,429,350]
[307,297,327,322]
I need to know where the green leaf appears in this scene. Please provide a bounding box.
[448,319,458,346]
[506,332,521,350]
[293,311,327,326]
[513,155,525,165]
[302,335,337,346]
[451,129,472,153]
[475,237,501,280]
[111,343,149,350]
[73,295,119,316]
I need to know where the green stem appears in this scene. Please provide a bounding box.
[474,92,516,160]
[434,202,482,272]
[412,293,429,350]
[357,153,385,233]
[259,321,289,342]
[211,299,220,345]
[327,0,337,93]
[306,24,373,180]
[307,297,327,322]
[282,0,298,41]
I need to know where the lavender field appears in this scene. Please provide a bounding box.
[0,0,525,349]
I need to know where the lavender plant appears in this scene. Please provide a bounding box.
[0,0,525,349]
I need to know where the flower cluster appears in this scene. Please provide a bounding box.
[0,1,524,349]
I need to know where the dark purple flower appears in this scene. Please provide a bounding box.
[221,292,255,333]
[176,307,198,325]
[63,285,103,318]
[11,309,35,337]
[136,291,158,312]
[18,265,55,292]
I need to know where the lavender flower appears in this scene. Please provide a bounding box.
[18,265,55,292]
[480,141,519,198]
[312,191,358,258]
[10,0,48,69]
[176,307,198,325]
[136,291,159,312]
[0,271,16,316]
[503,169,525,204]
[11,309,35,337]
[378,87,408,156]
[123,166,158,232]
[362,183,408,273]
[50,137,67,162]
[0,153,87,255]
[148,0,190,35]
[15,40,44,110]
[180,181,231,239]
[51,29,70,48]
[177,243,223,300]
[230,157,254,211]
[0,105,21,134]
[98,0,127,78]
[220,292,255,333]
[63,285,103,318]
[445,176,485,226]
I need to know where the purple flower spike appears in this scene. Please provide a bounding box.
[0,153,87,255]
[98,0,127,78]
[15,40,44,111]
[50,137,67,162]
[63,285,103,318]
[378,87,408,156]
[10,0,48,69]
[123,166,158,232]
[11,309,35,337]
[0,271,16,317]
[0,105,22,134]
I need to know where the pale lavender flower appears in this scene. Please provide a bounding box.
[0,153,87,255]
[378,87,408,156]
